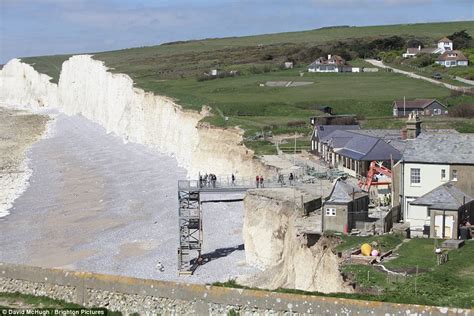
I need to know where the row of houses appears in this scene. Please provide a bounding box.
[402,37,469,67]
[312,113,474,239]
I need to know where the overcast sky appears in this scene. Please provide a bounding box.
[0,0,473,63]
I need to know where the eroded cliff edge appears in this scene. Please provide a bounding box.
[240,189,354,294]
[0,56,270,178]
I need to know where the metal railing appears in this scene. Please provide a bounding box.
[178,176,306,192]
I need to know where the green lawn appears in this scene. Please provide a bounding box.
[342,239,474,308]
[15,21,474,154]
[335,233,404,252]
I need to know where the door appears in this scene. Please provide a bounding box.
[434,215,454,239]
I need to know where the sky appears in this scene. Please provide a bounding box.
[0,0,473,64]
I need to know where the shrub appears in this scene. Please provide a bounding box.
[448,104,474,118]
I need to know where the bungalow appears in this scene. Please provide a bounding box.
[392,99,448,117]
[436,50,469,67]
[408,182,473,239]
[308,55,352,73]
[311,124,360,151]
[323,178,370,233]
[402,37,453,58]
[312,125,402,178]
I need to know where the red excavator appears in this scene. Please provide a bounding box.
[358,161,392,192]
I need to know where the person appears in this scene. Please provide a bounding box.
[256,175,260,188]
[231,173,235,185]
[278,174,284,187]
[259,175,264,188]
[289,173,294,186]
[204,173,208,187]
[199,174,203,188]
[211,174,216,188]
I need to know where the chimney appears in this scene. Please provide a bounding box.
[406,112,422,139]
[328,54,332,60]
[401,127,408,140]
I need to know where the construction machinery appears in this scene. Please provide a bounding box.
[358,161,392,192]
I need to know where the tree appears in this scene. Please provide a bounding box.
[448,30,472,49]
[406,39,424,48]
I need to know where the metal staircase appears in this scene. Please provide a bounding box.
[177,183,202,275]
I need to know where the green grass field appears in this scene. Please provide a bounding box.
[17,21,474,151]
[215,239,474,309]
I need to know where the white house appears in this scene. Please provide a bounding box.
[402,37,453,58]
[436,50,469,67]
[395,115,474,237]
[308,55,352,73]
[437,37,453,52]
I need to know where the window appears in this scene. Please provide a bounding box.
[433,108,441,115]
[452,169,458,181]
[410,168,421,185]
[441,169,446,180]
[325,208,336,216]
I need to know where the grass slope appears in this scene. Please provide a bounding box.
[215,239,474,309]
[17,21,474,145]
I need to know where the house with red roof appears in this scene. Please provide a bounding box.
[308,54,353,73]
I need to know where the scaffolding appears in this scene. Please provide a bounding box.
[177,182,202,275]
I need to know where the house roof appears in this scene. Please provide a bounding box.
[351,129,407,152]
[326,178,367,204]
[438,37,453,43]
[405,47,438,55]
[437,50,468,62]
[393,99,446,110]
[411,182,473,210]
[309,55,346,67]
[323,130,402,161]
[403,132,474,164]
[313,124,360,142]
[328,55,346,65]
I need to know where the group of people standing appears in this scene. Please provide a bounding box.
[199,173,217,188]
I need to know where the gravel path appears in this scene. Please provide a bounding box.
[365,59,471,92]
[0,112,257,283]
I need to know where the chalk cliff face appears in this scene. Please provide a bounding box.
[241,189,353,294]
[0,55,268,178]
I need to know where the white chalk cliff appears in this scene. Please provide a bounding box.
[0,56,269,178]
[241,189,353,294]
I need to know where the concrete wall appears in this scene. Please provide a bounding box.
[2,263,471,315]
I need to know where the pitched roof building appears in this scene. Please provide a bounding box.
[436,50,469,67]
[308,54,352,73]
[402,37,454,58]
[408,182,474,239]
[411,182,473,211]
[312,125,402,178]
[392,99,448,117]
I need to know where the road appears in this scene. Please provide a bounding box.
[365,59,472,92]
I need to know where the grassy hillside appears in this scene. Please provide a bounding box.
[21,21,474,83]
[17,21,474,144]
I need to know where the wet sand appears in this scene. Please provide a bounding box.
[0,111,256,283]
